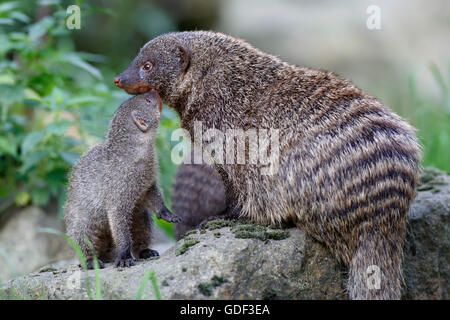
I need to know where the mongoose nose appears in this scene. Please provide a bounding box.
[113,76,122,88]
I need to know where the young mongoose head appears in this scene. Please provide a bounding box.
[106,89,162,146]
[113,33,190,102]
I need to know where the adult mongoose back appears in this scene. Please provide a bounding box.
[171,148,226,240]
[114,31,421,299]
[64,90,181,269]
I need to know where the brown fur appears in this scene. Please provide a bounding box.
[115,31,421,299]
[64,90,180,269]
[171,148,227,239]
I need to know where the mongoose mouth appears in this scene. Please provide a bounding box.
[124,83,153,95]
[113,77,153,95]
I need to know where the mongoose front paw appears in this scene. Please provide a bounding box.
[115,257,135,268]
[168,214,183,223]
[86,258,105,270]
[114,249,135,268]
[139,248,159,259]
[157,207,183,223]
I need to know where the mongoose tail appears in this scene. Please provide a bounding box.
[349,217,406,299]
[171,148,227,239]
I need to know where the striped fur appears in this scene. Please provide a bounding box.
[171,149,227,240]
[116,31,421,299]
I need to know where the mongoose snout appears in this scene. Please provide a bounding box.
[113,60,153,94]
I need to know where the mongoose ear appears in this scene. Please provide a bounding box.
[132,111,150,132]
[176,44,190,73]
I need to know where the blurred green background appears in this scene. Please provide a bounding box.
[0,0,449,240]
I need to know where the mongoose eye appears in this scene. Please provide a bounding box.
[142,62,153,72]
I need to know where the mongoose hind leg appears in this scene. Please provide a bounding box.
[139,248,159,259]
[86,258,105,269]
[69,223,109,270]
[131,207,159,259]
[107,205,135,268]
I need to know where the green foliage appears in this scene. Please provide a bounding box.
[38,227,101,300]
[135,269,161,300]
[407,65,450,172]
[0,1,110,211]
[84,235,102,300]
[0,1,181,240]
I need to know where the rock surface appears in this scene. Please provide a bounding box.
[1,168,449,300]
[0,206,73,282]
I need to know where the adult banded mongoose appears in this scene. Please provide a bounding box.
[171,148,227,240]
[64,90,181,269]
[114,31,421,299]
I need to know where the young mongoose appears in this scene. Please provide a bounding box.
[64,90,181,269]
[114,31,421,299]
[171,148,227,240]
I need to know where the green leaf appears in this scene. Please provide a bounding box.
[64,137,84,147]
[0,136,17,157]
[10,11,30,23]
[14,191,30,206]
[0,84,24,106]
[60,151,79,165]
[31,188,50,206]
[83,236,102,300]
[20,150,46,173]
[62,53,103,80]
[0,18,14,25]
[37,228,93,300]
[47,87,66,109]
[38,0,61,5]
[45,120,71,135]
[45,168,67,191]
[0,2,18,13]
[21,130,45,155]
[24,88,42,102]
[65,96,103,107]
[28,16,54,41]
[135,270,161,300]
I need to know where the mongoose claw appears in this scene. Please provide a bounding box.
[114,248,135,268]
[168,214,183,223]
[157,207,183,223]
[115,257,135,268]
[139,248,159,259]
[86,258,105,270]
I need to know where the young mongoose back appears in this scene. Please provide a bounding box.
[171,148,226,240]
[115,31,421,299]
[64,90,180,269]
